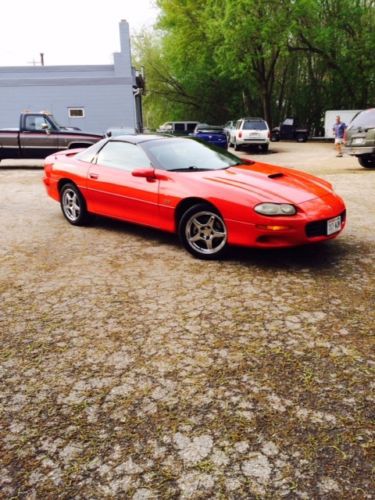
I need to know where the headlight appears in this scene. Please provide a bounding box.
[254,203,297,216]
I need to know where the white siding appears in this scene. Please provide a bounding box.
[0,21,136,134]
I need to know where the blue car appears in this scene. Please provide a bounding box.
[192,124,228,149]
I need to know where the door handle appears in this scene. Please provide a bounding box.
[89,173,99,179]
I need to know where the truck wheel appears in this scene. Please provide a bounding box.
[270,134,279,142]
[261,144,269,153]
[358,156,375,168]
[296,134,307,143]
[60,183,90,225]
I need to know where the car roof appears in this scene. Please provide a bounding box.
[109,134,172,144]
[239,117,266,121]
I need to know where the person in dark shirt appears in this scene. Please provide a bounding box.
[333,116,347,157]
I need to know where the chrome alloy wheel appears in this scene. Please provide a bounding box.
[62,188,81,222]
[185,211,227,255]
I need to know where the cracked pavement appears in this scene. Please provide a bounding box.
[0,143,374,498]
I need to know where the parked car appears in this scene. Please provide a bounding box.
[344,108,375,168]
[0,112,102,160]
[191,124,228,149]
[43,135,346,260]
[230,117,270,152]
[157,121,199,135]
[271,118,309,142]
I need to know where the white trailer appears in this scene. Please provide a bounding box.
[324,110,362,138]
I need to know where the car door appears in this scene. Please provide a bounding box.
[19,114,60,158]
[85,140,160,227]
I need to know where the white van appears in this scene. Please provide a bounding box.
[324,110,362,138]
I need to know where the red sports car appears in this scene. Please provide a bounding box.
[43,135,346,259]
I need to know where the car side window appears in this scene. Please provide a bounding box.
[24,115,51,131]
[236,121,242,129]
[76,139,107,163]
[96,141,151,171]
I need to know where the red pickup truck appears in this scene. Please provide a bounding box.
[0,112,102,160]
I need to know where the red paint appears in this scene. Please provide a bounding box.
[43,145,346,249]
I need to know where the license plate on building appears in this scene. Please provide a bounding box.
[327,216,341,235]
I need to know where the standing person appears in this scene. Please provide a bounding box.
[333,116,346,157]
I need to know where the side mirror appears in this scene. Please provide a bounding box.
[131,168,156,181]
[41,123,51,134]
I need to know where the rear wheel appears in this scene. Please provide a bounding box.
[358,156,375,168]
[60,183,90,225]
[296,134,307,143]
[261,144,269,153]
[234,139,240,151]
[179,204,228,259]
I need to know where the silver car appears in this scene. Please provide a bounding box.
[231,117,270,152]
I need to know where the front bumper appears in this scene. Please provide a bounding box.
[226,194,346,248]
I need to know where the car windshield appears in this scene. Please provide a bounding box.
[48,115,64,129]
[243,120,267,130]
[349,109,375,129]
[141,138,245,171]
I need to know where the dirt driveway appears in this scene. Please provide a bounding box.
[0,143,374,498]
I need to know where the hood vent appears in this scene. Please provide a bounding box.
[268,172,284,179]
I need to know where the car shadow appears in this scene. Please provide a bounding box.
[91,215,353,272]
[92,215,181,249]
[226,239,352,272]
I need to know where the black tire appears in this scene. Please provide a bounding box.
[234,140,240,151]
[68,143,92,149]
[296,134,307,143]
[261,144,269,153]
[270,134,279,142]
[60,183,90,226]
[358,156,375,168]
[178,203,228,259]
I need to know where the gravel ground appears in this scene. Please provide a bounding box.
[0,143,374,498]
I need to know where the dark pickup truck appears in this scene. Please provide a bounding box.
[0,112,102,160]
[271,118,309,142]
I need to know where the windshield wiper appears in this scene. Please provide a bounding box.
[168,166,211,172]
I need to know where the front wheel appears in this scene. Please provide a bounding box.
[358,156,375,168]
[296,134,307,143]
[60,183,90,225]
[179,204,228,259]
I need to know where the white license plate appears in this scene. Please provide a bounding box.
[327,216,341,235]
[352,138,365,145]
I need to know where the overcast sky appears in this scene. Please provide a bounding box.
[0,0,159,66]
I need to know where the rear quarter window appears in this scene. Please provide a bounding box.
[349,109,375,129]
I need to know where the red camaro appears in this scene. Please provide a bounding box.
[43,135,346,259]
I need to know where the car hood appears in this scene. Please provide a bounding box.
[185,162,334,204]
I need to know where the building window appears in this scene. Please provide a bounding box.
[68,108,85,118]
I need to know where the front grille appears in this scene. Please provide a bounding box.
[305,210,346,238]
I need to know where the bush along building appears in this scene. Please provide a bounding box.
[0,20,144,134]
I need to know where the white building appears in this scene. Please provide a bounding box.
[0,20,143,134]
